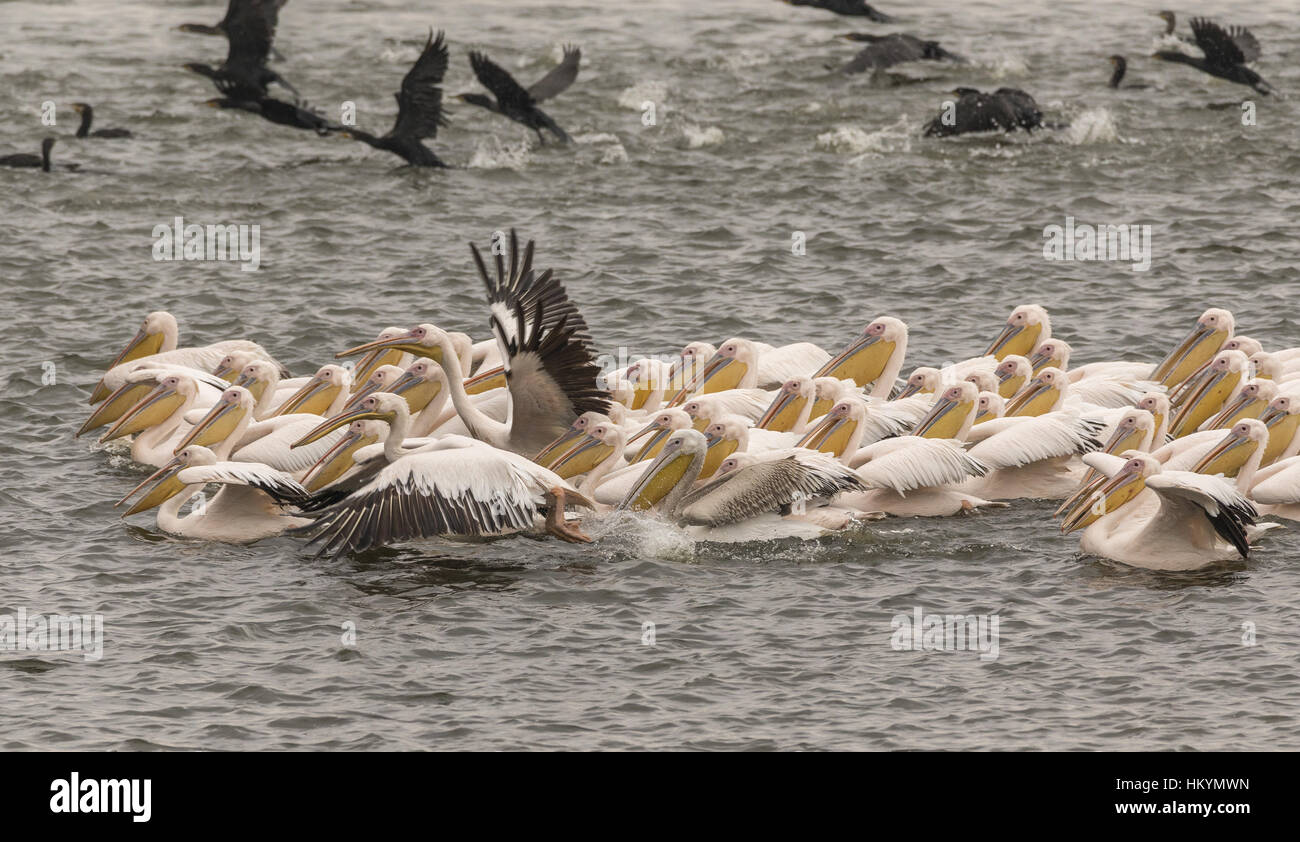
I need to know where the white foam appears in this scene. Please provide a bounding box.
[617,81,669,111]
[466,138,534,170]
[1057,107,1120,145]
[680,123,724,148]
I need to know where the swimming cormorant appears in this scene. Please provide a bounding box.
[71,103,133,138]
[1153,17,1272,96]
[1107,56,1148,90]
[923,87,1046,137]
[783,0,892,22]
[339,30,450,167]
[0,137,57,172]
[458,46,580,144]
[184,0,297,100]
[835,33,965,74]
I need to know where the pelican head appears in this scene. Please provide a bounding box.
[1027,338,1071,374]
[1222,336,1263,357]
[1136,392,1171,441]
[99,374,197,443]
[1206,379,1277,430]
[211,350,259,381]
[1151,308,1234,388]
[534,411,612,468]
[985,304,1051,361]
[1061,453,1158,533]
[1005,367,1068,417]
[89,311,179,404]
[625,358,671,411]
[232,359,281,405]
[618,429,706,513]
[975,391,1004,424]
[1169,350,1248,437]
[797,397,866,460]
[386,358,447,415]
[678,337,761,399]
[273,364,353,417]
[1249,351,1284,381]
[626,408,692,463]
[337,325,442,388]
[896,367,941,399]
[117,445,218,517]
[293,392,408,449]
[700,415,750,479]
[1258,393,1300,465]
[175,386,256,452]
[757,376,815,432]
[549,421,627,480]
[1102,408,1157,456]
[345,364,407,409]
[815,316,908,391]
[682,396,726,431]
[716,452,759,476]
[993,355,1032,398]
[302,419,387,492]
[810,377,855,419]
[663,342,717,404]
[1191,419,1269,479]
[912,381,978,439]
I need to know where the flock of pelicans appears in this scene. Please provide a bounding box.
[0,2,1282,172]
[79,230,1300,571]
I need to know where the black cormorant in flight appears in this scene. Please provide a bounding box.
[458,46,580,144]
[923,88,1047,137]
[0,137,60,172]
[184,0,297,100]
[835,33,965,74]
[71,103,133,138]
[1153,18,1273,96]
[206,80,340,135]
[783,0,892,22]
[339,31,450,166]
[180,0,288,60]
[1107,56,1149,90]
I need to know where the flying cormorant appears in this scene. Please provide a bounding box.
[1153,17,1273,96]
[458,46,580,144]
[783,0,892,22]
[835,33,965,74]
[184,0,297,100]
[339,30,450,166]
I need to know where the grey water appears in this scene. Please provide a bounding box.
[2,0,1299,750]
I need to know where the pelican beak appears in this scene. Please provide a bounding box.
[336,330,431,360]
[698,432,739,479]
[273,374,340,417]
[895,382,924,399]
[99,381,185,443]
[349,347,408,391]
[1101,422,1147,457]
[1053,472,1108,519]
[985,321,1041,360]
[175,396,245,452]
[292,403,395,449]
[756,390,807,432]
[1061,466,1145,533]
[463,365,506,395]
[1170,365,1240,437]
[118,455,189,517]
[816,334,896,389]
[389,369,443,414]
[302,426,379,491]
[685,353,748,397]
[619,445,695,512]
[78,380,154,437]
[534,425,591,468]
[1191,428,1257,478]
[211,359,241,381]
[1004,376,1057,418]
[912,396,972,439]
[1152,321,1228,388]
[629,381,657,411]
[550,434,615,480]
[996,371,1026,399]
[797,412,855,457]
[627,421,673,463]
[1259,406,1300,466]
[1026,350,1054,374]
[1206,390,1265,430]
[89,328,165,404]
[232,371,270,403]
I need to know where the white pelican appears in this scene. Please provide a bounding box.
[95,373,222,466]
[1150,307,1234,389]
[1026,339,1156,406]
[117,445,310,542]
[547,421,629,494]
[840,431,996,517]
[1060,452,1256,570]
[270,364,354,419]
[984,304,1051,361]
[1054,408,1159,517]
[334,233,610,455]
[1257,391,1300,466]
[1250,455,1300,522]
[624,358,673,411]
[812,317,908,397]
[1204,379,1278,430]
[346,327,414,392]
[993,355,1032,398]
[1168,350,1249,437]
[795,396,914,463]
[755,377,818,433]
[1136,392,1171,444]
[624,408,694,463]
[617,429,866,540]
[78,364,228,438]
[975,391,1004,424]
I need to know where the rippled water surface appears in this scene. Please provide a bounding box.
[3,0,1300,750]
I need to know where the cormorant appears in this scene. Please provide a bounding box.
[1156,11,1194,43]
[458,46,580,144]
[206,80,340,135]
[0,137,57,172]
[1107,55,1148,90]
[180,0,288,61]
[1154,17,1273,96]
[184,0,297,100]
[782,0,892,22]
[923,87,1046,137]
[835,33,965,74]
[339,30,450,167]
[71,103,133,138]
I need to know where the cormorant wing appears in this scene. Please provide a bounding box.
[1189,18,1250,67]
[842,34,926,73]
[223,0,278,79]
[469,51,536,110]
[528,45,581,102]
[389,30,450,141]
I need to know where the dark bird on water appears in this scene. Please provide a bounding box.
[1156,10,1195,44]
[180,0,288,60]
[459,46,581,144]
[340,30,450,167]
[834,32,965,74]
[782,0,892,22]
[1107,56,1149,90]
[0,137,60,172]
[71,103,133,138]
[1153,17,1273,96]
[923,87,1049,137]
[184,0,297,100]
[206,80,340,135]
